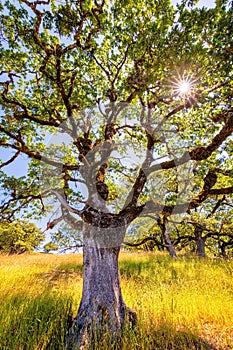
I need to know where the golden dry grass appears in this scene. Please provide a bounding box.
[0,252,232,349]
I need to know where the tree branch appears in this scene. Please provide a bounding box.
[0,150,20,169]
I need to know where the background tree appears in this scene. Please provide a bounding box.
[43,241,58,253]
[0,0,233,347]
[47,223,83,253]
[170,194,233,258]
[124,216,178,257]
[126,194,233,258]
[0,220,44,254]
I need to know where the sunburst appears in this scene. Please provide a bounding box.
[173,76,195,97]
[165,65,200,101]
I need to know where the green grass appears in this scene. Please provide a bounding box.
[0,252,232,349]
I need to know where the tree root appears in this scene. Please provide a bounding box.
[65,305,137,350]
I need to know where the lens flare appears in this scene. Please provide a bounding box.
[173,77,194,96]
[178,80,191,94]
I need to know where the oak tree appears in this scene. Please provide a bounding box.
[0,220,44,254]
[0,0,232,347]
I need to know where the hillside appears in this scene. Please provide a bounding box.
[0,252,232,349]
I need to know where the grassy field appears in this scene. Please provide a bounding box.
[0,252,232,350]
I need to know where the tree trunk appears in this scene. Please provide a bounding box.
[164,231,177,258]
[194,226,206,258]
[220,243,227,259]
[157,217,177,258]
[196,236,206,257]
[66,226,136,349]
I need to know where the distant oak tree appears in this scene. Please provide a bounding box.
[0,220,44,254]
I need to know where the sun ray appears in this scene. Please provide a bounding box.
[173,76,195,97]
[177,80,191,94]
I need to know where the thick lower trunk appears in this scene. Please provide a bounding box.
[66,232,136,349]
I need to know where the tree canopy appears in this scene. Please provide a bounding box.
[1,0,232,255]
[0,220,44,254]
[0,0,232,225]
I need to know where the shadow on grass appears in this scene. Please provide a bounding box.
[132,324,222,350]
[119,254,173,280]
[93,322,225,350]
[41,267,82,286]
[76,322,224,350]
[35,260,83,287]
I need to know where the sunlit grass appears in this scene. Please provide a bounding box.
[120,252,233,349]
[0,252,232,349]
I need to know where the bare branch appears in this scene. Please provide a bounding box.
[50,189,82,216]
[0,150,20,169]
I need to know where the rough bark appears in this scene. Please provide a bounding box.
[66,225,136,349]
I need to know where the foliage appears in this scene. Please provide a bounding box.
[126,195,233,258]
[43,241,58,253]
[48,223,83,252]
[0,220,44,254]
[0,0,232,231]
